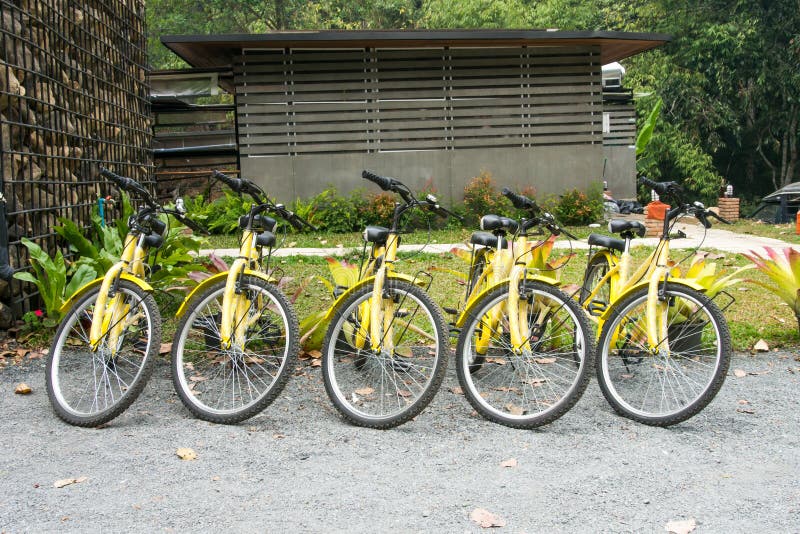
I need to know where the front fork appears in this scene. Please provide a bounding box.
[369,263,395,353]
[646,266,670,352]
[220,257,259,350]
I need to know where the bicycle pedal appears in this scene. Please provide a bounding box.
[587,300,606,316]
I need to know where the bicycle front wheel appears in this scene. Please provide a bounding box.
[171,275,298,424]
[597,282,731,426]
[456,280,594,429]
[46,280,160,427]
[322,279,448,429]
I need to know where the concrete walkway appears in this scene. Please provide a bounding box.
[201,218,797,258]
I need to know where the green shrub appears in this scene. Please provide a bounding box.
[462,171,514,224]
[299,187,366,233]
[361,192,396,226]
[552,182,604,225]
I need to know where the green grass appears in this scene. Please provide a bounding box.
[22,221,800,353]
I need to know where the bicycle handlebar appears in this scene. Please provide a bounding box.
[362,170,395,191]
[638,175,682,199]
[101,168,157,208]
[166,209,210,235]
[501,187,540,214]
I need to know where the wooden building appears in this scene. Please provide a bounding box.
[161,30,669,202]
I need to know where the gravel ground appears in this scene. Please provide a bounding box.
[1,351,799,532]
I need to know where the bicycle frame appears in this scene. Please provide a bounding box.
[583,209,705,351]
[456,228,565,355]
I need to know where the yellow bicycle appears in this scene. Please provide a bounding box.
[170,170,312,424]
[321,170,454,429]
[47,168,198,426]
[453,188,594,428]
[579,176,732,426]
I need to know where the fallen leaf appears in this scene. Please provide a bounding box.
[733,369,747,378]
[737,408,755,414]
[738,399,749,405]
[355,387,375,396]
[14,383,32,395]
[310,359,322,368]
[470,508,506,528]
[159,343,172,355]
[319,239,328,245]
[273,433,285,439]
[505,404,524,416]
[287,241,297,247]
[664,518,696,534]
[500,458,517,468]
[54,476,88,488]
[449,386,464,395]
[397,390,412,397]
[534,357,556,364]
[176,448,198,460]
[300,349,322,360]
[211,476,220,481]
[27,351,44,360]
[753,339,769,352]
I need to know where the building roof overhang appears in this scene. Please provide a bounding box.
[161,29,671,69]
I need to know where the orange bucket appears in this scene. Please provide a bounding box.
[795,211,800,235]
[646,201,670,221]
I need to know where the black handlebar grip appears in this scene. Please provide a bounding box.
[100,168,155,206]
[637,176,679,198]
[362,170,394,191]
[211,170,243,193]
[501,187,540,213]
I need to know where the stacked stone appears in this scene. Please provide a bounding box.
[717,197,740,222]
[0,0,150,318]
[644,201,669,237]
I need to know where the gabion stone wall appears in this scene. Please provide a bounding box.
[0,0,151,318]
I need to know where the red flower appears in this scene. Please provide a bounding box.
[34,309,43,318]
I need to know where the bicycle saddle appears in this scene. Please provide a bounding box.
[363,225,389,245]
[470,231,509,249]
[587,233,625,253]
[480,214,519,233]
[608,219,646,237]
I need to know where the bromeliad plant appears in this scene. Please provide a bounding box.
[299,256,363,351]
[742,247,800,334]
[13,238,97,326]
[666,252,752,324]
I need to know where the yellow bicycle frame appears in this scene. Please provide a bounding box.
[583,229,704,350]
[456,231,562,355]
[78,233,148,354]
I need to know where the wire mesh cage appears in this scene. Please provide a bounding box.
[0,0,151,317]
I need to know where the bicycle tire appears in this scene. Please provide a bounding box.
[455,280,594,429]
[580,253,612,314]
[596,282,731,426]
[171,275,298,424]
[322,279,448,429]
[46,280,160,427]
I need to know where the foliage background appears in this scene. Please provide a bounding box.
[148,0,800,204]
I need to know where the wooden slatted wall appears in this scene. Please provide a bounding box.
[603,103,636,146]
[235,46,602,158]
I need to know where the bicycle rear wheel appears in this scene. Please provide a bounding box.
[580,254,612,316]
[171,275,298,424]
[322,279,448,429]
[455,280,594,429]
[47,280,160,427]
[596,282,731,426]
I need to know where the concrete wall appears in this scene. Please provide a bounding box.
[242,144,604,204]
